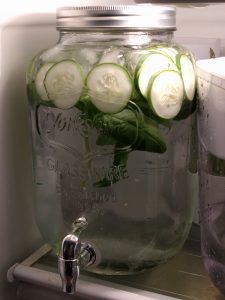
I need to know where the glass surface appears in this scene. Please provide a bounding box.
[27,30,197,275]
[198,69,225,296]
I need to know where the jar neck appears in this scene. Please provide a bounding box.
[58,30,174,47]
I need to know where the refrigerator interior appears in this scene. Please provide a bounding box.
[1,1,225,299]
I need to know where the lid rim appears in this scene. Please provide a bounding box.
[56,5,176,30]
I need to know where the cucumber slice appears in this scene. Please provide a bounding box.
[153,46,178,62]
[124,50,143,75]
[136,53,177,99]
[174,98,196,120]
[27,54,39,83]
[176,54,196,101]
[44,60,84,109]
[148,70,184,119]
[35,63,54,100]
[86,63,132,114]
[98,48,125,65]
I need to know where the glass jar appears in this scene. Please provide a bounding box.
[197,58,225,296]
[27,5,197,275]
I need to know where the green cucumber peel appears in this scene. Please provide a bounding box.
[85,63,133,114]
[175,54,196,101]
[135,52,178,99]
[43,59,84,109]
[147,69,184,120]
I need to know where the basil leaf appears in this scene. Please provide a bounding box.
[113,148,129,166]
[76,96,167,187]
[96,109,166,154]
[94,148,129,187]
[132,93,172,128]
[96,134,117,146]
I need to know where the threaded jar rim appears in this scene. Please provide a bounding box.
[56,5,176,31]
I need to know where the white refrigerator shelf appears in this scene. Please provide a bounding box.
[7,224,224,300]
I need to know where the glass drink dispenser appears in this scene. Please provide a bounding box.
[26,5,197,288]
[197,58,225,296]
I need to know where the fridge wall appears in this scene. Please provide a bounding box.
[0,1,225,300]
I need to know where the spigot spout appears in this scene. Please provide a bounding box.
[58,234,80,294]
[58,217,96,294]
[58,257,79,293]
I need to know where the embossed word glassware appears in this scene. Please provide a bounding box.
[27,5,197,275]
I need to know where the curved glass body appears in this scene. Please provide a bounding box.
[27,29,197,275]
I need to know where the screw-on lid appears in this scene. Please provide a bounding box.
[56,5,176,31]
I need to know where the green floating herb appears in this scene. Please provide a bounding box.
[94,109,167,154]
[75,96,167,187]
[77,96,166,154]
[96,134,117,146]
[94,147,129,187]
[133,95,172,128]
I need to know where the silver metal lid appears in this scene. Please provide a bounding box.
[56,5,176,31]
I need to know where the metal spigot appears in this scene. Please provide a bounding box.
[58,217,96,294]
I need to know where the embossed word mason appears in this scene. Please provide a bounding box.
[38,106,120,138]
[38,107,89,137]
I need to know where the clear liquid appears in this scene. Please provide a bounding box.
[31,103,195,275]
[202,211,225,296]
[28,39,197,275]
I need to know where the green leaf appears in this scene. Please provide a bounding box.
[76,95,100,119]
[77,97,167,154]
[113,148,129,166]
[77,96,166,155]
[96,134,116,146]
[94,148,129,187]
[76,95,167,187]
[96,109,166,154]
[94,177,112,187]
[132,94,172,128]
[139,119,167,153]
[174,97,197,121]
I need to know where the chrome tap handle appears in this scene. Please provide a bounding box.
[80,242,96,268]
